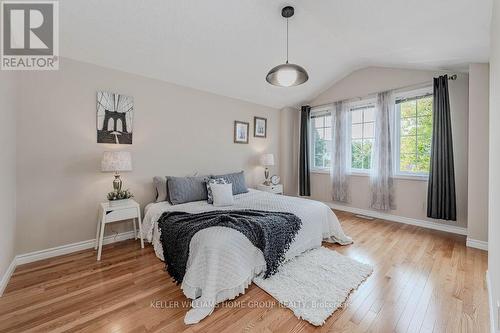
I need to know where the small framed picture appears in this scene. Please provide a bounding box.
[234,121,249,144]
[254,117,267,138]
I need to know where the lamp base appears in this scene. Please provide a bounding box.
[263,168,271,185]
[113,173,122,192]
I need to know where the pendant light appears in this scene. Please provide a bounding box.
[266,6,309,87]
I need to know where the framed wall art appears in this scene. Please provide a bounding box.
[234,121,249,144]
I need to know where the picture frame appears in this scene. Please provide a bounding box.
[96,91,134,144]
[254,116,267,138]
[234,121,249,144]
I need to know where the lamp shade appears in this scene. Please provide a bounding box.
[260,153,275,166]
[266,63,309,87]
[101,151,132,172]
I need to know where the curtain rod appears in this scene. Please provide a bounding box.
[311,74,458,110]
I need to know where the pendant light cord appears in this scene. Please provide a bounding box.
[286,18,289,64]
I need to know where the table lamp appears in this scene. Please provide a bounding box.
[260,153,275,185]
[101,151,132,192]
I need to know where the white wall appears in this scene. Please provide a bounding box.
[14,58,280,254]
[489,1,500,331]
[467,63,489,243]
[299,67,469,228]
[0,72,17,289]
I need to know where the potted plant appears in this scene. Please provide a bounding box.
[107,189,134,206]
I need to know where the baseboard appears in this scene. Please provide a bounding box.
[0,230,136,297]
[486,271,499,333]
[325,202,468,235]
[15,230,136,266]
[0,258,17,296]
[466,237,489,251]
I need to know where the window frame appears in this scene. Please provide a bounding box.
[393,87,433,179]
[309,105,333,173]
[308,87,433,181]
[347,98,376,175]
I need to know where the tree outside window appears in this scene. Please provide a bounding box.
[398,96,433,174]
[311,114,331,170]
[350,106,375,171]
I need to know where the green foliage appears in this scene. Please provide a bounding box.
[399,97,433,173]
[313,127,331,168]
[107,189,134,201]
[351,139,372,170]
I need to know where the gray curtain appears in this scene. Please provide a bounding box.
[370,91,396,210]
[427,75,456,220]
[299,105,311,196]
[331,101,350,202]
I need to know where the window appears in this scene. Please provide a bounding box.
[349,104,375,171]
[395,93,433,175]
[308,88,433,179]
[310,111,332,170]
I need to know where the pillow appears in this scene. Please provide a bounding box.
[206,178,228,204]
[211,171,248,195]
[210,183,234,207]
[153,176,168,202]
[167,176,209,205]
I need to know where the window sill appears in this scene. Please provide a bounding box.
[310,169,330,174]
[310,170,428,181]
[349,171,428,181]
[394,174,428,181]
[349,171,370,177]
[311,170,372,176]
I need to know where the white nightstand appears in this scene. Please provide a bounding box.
[95,199,144,261]
[256,184,283,194]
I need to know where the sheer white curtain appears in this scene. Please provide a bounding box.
[331,101,350,202]
[370,91,395,210]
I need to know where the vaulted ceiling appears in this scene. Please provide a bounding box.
[61,0,492,108]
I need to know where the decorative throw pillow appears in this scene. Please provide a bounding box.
[153,176,168,202]
[167,176,210,205]
[211,183,234,207]
[211,171,248,195]
[206,178,228,204]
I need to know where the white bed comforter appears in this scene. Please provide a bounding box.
[142,189,352,324]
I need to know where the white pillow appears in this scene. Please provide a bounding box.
[210,183,234,207]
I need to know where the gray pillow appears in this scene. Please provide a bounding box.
[153,176,168,202]
[167,176,209,205]
[211,171,248,195]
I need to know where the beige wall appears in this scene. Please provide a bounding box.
[0,72,17,284]
[467,63,489,242]
[300,67,470,228]
[279,107,300,196]
[14,58,280,254]
[489,1,500,330]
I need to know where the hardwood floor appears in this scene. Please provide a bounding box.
[0,211,489,333]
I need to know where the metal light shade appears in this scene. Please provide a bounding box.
[266,63,309,87]
[266,6,309,87]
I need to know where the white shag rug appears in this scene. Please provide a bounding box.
[253,247,373,326]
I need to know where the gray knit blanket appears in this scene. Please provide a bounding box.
[157,210,302,283]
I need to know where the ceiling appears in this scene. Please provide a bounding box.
[60,0,492,109]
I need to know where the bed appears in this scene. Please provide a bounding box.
[142,189,352,324]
